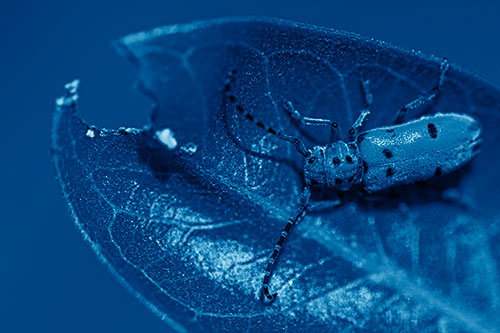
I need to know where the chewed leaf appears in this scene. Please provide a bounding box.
[53,18,500,332]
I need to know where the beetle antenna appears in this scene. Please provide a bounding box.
[261,186,311,304]
[224,71,310,158]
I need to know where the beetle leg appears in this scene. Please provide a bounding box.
[224,71,311,158]
[283,100,341,141]
[349,109,370,138]
[393,58,450,124]
[349,79,372,138]
[261,186,311,304]
[308,198,342,212]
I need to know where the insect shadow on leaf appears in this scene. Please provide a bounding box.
[222,58,482,305]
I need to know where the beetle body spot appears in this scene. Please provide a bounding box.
[382,149,393,159]
[427,123,438,138]
[386,129,396,138]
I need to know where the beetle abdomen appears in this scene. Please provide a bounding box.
[357,113,481,193]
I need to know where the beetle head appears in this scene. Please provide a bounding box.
[324,142,362,190]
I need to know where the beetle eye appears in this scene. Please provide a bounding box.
[308,157,315,164]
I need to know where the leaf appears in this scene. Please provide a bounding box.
[52,17,500,332]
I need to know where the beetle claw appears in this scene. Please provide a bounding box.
[260,289,278,305]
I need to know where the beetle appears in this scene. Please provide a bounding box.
[223,58,482,304]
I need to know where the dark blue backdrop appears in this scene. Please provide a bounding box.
[2,1,500,332]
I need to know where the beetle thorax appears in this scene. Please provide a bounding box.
[304,142,362,190]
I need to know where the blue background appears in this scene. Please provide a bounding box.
[2,1,500,332]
